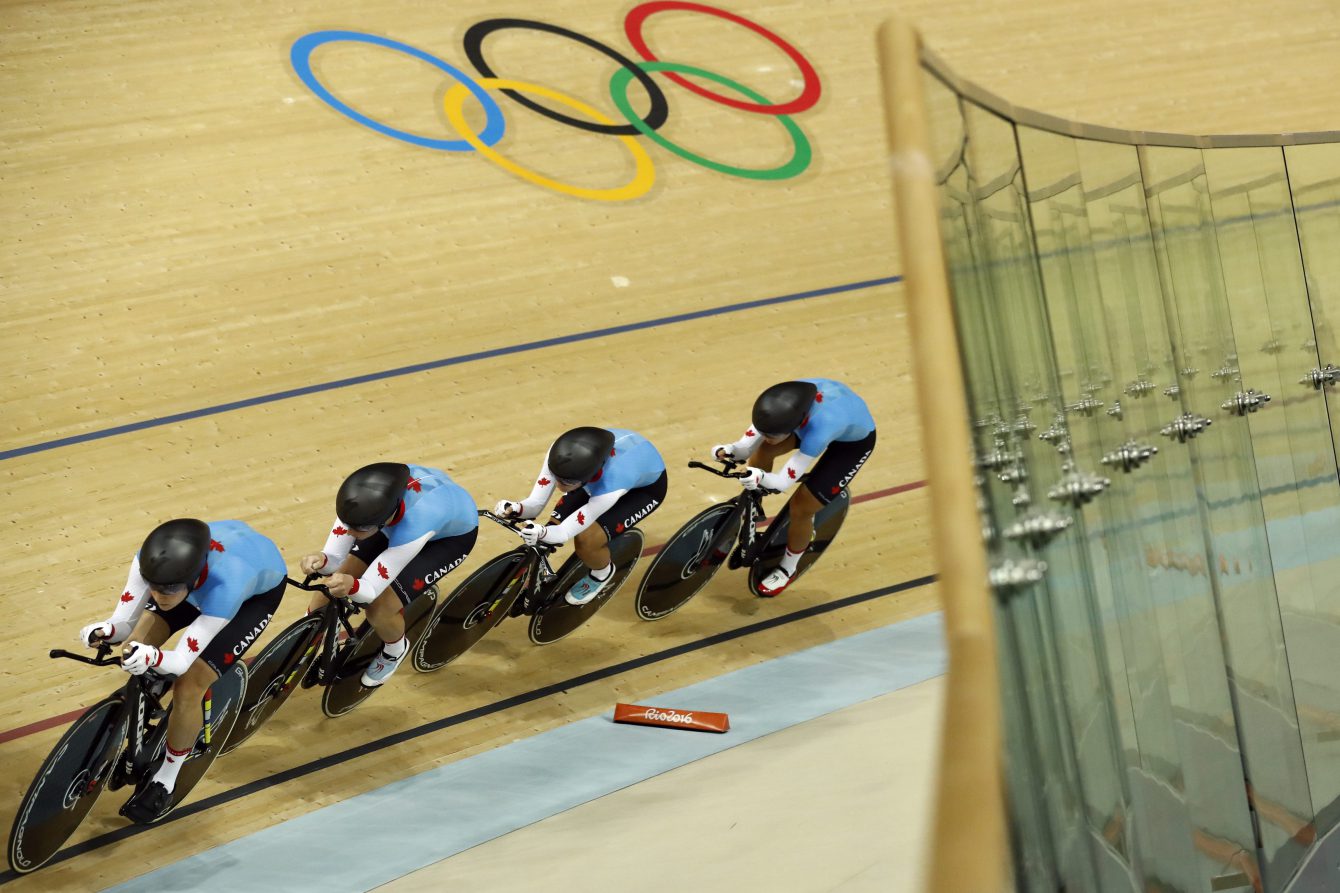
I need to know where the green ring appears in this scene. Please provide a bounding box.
[609,61,811,181]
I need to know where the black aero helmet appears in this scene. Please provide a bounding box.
[548,427,616,483]
[337,462,411,528]
[752,381,819,436]
[140,519,212,589]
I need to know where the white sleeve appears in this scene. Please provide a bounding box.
[319,519,357,572]
[729,426,765,460]
[541,490,623,545]
[348,532,433,605]
[517,455,559,521]
[155,614,230,676]
[108,555,152,638]
[759,453,818,494]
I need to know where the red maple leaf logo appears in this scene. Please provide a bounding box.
[538,477,551,486]
[787,468,797,479]
[377,563,389,579]
[224,652,235,665]
[187,637,200,652]
[413,578,425,591]
[615,522,625,533]
[577,512,586,525]
[746,428,756,437]
[831,485,841,495]
[815,392,824,403]
[406,478,422,493]
[333,525,348,536]
[209,539,225,552]
[120,590,134,603]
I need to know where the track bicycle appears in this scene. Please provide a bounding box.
[414,509,645,667]
[634,458,851,620]
[8,643,247,873]
[221,568,440,743]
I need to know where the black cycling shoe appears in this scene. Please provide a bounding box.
[121,780,173,824]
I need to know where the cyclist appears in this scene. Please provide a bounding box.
[299,462,477,688]
[712,379,876,596]
[495,427,666,605]
[77,518,288,823]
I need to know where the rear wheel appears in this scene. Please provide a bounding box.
[219,615,322,755]
[529,529,645,644]
[748,489,851,595]
[8,695,128,874]
[321,588,439,717]
[635,503,741,621]
[414,551,526,673]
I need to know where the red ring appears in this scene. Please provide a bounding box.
[624,1,821,115]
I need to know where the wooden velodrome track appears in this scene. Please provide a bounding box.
[2,0,1337,888]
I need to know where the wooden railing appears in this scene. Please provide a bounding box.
[876,17,1011,893]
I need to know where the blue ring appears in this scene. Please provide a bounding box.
[290,31,506,152]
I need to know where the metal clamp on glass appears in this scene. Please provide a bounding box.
[1221,389,1271,416]
[1003,511,1073,548]
[1047,470,1111,507]
[1101,441,1158,473]
[1124,378,1155,398]
[988,558,1048,595]
[1300,364,1338,390]
[1161,412,1212,443]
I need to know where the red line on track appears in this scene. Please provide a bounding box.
[1,479,928,747]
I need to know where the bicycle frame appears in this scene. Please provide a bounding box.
[48,646,171,786]
[685,459,777,569]
[288,574,362,687]
[478,509,560,614]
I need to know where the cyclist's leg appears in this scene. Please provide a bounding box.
[567,472,666,604]
[124,609,171,649]
[165,581,284,759]
[363,528,477,686]
[791,429,877,553]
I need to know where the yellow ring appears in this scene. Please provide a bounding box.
[443,77,656,202]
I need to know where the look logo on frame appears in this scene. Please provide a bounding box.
[289,1,823,202]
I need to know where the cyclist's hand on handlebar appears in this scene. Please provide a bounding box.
[519,521,548,546]
[321,573,357,600]
[79,619,126,648]
[121,642,161,675]
[494,500,522,519]
[739,468,765,490]
[712,444,736,462]
[299,552,331,576]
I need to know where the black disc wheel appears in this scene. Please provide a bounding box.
[124,661,248,824]
[414,551,526,673]
[321,589,439,717]
[747,489,852,595]
[8,695,128,874]
[635,503,741,621]
[219,614,323,755]
[529,529,645,645]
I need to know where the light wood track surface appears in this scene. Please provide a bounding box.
[2,0,1336,887]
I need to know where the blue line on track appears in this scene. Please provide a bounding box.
[1,276,900,462]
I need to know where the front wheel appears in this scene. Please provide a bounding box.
[321,588,439,718]
[529,529,645,645]
[125,661,248,824]
[219,614,323,755]
[414,551,526,673]
[8,694,129,874]
[635,503,741,621]
[748,489,851,596]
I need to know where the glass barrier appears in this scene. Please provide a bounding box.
[918,50,1340,893]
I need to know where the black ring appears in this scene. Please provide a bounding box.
[463,18,669,136]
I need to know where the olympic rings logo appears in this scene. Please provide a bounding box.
[289,1,822,203]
